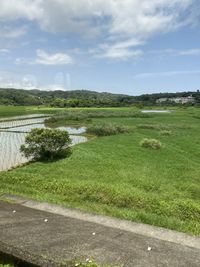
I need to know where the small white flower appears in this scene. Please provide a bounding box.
[92,232,96,236]
[86,258,90,262]
[75,263,79,266]
[44,219,48,222]
[13,210,16,213]
[147,246,152,251]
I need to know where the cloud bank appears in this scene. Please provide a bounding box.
[0,0,199,59]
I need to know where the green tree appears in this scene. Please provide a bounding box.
[20,128,72,160]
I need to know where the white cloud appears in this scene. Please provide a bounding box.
[0,71,69,90]
[0,0,199,61]
[36,0,197,41]
[0,71,38,89]
[40,84,66,91]
[91,38,144,60]
[35,49,73,65]
[0,25,27,38]
[178,49,200,56]
[100,48,143,60]
[134,69,200,78]
[15,58,28,64]
[0,49,10,53]
[148,48,200,57]
[0,1,197,39]
[0,0,41,21]
[15,49,74,65]
[95,45,143,60]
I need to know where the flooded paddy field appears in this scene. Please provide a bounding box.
[0,115,88,171]
[0,117,49,129]
[0,114,49,122]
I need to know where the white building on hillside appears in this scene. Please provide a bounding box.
[156,95,195,104]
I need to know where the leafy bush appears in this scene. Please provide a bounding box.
[86,123,130,136]
[20,128,72,160]
[140,138,162,150]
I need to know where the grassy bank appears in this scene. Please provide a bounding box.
[0,107,200,235]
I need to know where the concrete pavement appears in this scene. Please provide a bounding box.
[0,196,200,267]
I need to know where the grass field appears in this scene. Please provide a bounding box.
[0,105,62,118]
[0,106,200,235]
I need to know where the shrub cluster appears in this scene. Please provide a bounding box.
[140,138,162,150]
[86,123,131,136]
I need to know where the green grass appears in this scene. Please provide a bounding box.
[0,107,200,235]
[0,105,63,118]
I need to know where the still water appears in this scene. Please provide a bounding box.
[141,110,171,113]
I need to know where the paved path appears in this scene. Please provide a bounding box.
[0,196,200,267]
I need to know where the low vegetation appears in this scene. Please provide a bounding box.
[140,138,162,150]
[160,130,172,136]
[45,109,151,126]
[86,123,131,136]
[137,124,169,130]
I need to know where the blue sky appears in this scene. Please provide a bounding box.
[0,0,200,95]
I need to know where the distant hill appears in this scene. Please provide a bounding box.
[0,88,199,107]
[0,88,135,107]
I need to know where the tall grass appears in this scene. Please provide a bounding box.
[46,109,152,125]
[86,123,131,136]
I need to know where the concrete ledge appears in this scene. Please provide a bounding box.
[0,241,72,267]
[2,194,200,250]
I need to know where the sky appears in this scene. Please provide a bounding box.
[0,0,200,95]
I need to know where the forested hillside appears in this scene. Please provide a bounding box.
[0,88,135,107]
[0,88,199,107]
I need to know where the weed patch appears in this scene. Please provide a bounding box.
[160,130,172,136]
[140,138,162,149]
[86,123,131,136]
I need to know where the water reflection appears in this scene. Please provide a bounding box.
[70,135,88,145]
[141,110,171,113]
[57,126,86,134]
